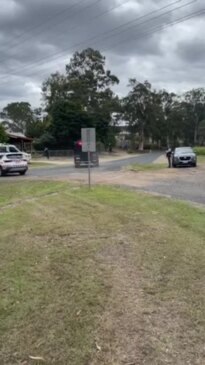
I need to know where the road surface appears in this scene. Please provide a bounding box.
[1,152,205,206]
[27,152,161,178]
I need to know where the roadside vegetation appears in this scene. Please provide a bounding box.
[194,146,205,155]
[30,161,66,168]
[127,163,167,172]
[0,181,205,365]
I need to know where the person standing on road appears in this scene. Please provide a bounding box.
[166,147,172,168]
[44,147,50,160]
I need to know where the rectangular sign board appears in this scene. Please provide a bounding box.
[81,128,96,152]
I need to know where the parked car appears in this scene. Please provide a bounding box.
[0,153,28,176]
[0,144,31,162]
[172,147,197,167]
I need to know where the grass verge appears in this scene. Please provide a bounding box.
[0,181,204,365]
[30,162,62,168]
[198,155,205,164]
[127,162,167,172]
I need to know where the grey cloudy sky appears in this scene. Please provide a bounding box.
[0,0,204,108]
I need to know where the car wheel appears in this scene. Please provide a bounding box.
[19,170,27,175]
[172,163,176,168]
[193,162,197,167]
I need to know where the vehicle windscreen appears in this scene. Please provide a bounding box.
[175,147,193,153]
[9,146,19,153]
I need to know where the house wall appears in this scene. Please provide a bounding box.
[8,137,32,152]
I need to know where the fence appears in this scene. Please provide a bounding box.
[32,150,74,159]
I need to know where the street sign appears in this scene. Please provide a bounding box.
[81,128,96,189]
[81,128,96,152]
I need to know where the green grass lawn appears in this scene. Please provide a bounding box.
[198,155,205,164]
[0,182,205,365]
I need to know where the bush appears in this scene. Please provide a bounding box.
[193,147,205,155]
[96,141,105,153]
[0,124,8,143]
[33,132,56,150]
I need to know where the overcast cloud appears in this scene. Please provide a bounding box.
[0,0,204,108]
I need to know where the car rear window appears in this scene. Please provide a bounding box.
[6,154,23,160]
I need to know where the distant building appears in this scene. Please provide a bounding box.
[113,118,130,149]
[6,131,33,152]
[0,118,33,152]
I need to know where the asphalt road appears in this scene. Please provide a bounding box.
[27,152,162,177]
[1,152,205,206]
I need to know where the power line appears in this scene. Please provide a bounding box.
[1,9,203,91]
[0,8,203,99]
[0,0,133,74]
[84,0,196,52]
[36,6,205,82]
[104,8,205,54]
[0,0,103,64]
[0,0,91,51]
[0,0,187,81]
[32,7,205,82]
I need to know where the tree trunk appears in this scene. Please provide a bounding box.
[194,113,199,146]
[194,126,198,146]
[138,128,144,151]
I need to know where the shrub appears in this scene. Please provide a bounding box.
[193,147,205,155]
[0,124,8,143]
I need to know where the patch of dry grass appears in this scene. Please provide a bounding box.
[0,182,205,365]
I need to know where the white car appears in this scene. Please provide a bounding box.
[0,144,31,162]
[0,153,28,176]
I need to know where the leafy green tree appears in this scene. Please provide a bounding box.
[33,132,56,150]
[0,124,8,143]
[3,102,34,134]
[157,90,177,146]
[65,48,119,110]
[184,88,205,145]
[42,73,69,112]
[27,108,49,139]
[49,100,94,148]
[123,80,156,150]
[42,48,119,147]
[198,120,205,145]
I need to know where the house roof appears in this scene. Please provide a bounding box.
[7,132,33,142]
[0,118,33,141]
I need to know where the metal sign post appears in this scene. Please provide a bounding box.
[87,129,91,189]
[88,148,91,189]
[81,128,96,189]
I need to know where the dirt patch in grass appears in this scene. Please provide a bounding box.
[0,182,205,365]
